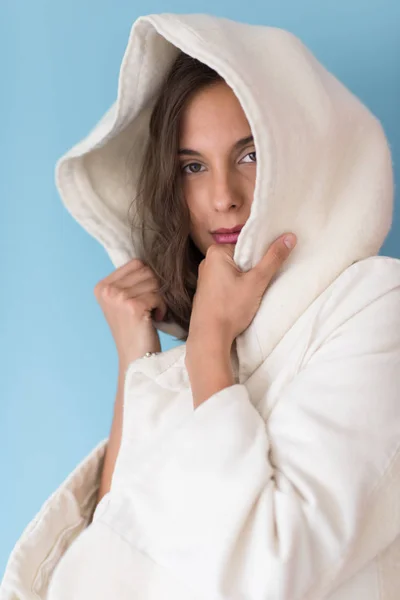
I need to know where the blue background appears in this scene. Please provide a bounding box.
[1,0,399,579]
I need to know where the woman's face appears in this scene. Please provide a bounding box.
[178,80,256,256]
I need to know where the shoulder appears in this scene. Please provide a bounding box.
[303,256,400,356]
[317,255,400,330]
[328,255,400,306]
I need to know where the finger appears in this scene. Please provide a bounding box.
[252,233,296,281]
[221,243,236,261]
[123,278,160,298]
[206,243,236,266]
[113,269,167,321]
[98,267,155,301]
[99,258,146,286]
[114,266,157,290]
[124,281,167,322]
[133,292,167,321]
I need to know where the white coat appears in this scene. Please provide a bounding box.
[1,12,400,600]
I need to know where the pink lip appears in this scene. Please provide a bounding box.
[212,232,241,244]
[212,225,244,234]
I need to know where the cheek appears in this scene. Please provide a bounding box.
[184,186,207,224]
[243,170,257,205]
[189,214,207,240]
[187,209,209,246]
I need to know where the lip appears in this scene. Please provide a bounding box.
[211,224,244,234]
[212,231,241,244]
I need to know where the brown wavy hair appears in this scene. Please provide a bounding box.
[129,50,223,341]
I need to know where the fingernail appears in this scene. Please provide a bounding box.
[283,234,296,249]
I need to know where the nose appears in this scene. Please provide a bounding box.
[211,168,244,212]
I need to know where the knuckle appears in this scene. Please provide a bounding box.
[102,283,115,297]
[95,282,109,299]
[140,265,154,279]
[100,284,125,303]
[131,258,145,268]
[115,288,129,303]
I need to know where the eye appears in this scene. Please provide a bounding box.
[241,151,256,163]
[181,162,205,175]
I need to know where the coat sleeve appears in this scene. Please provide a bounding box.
[0,437,108,600]
[114,281,400,600]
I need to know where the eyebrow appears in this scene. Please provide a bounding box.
[178,134,254,157]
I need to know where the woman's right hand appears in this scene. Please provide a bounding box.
[93,258,168,370]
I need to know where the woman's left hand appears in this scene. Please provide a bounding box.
[187,232,297,347]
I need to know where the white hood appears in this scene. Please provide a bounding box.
[55,12,393,381]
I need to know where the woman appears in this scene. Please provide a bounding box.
[1,12,400,600]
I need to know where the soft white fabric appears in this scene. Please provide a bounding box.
[46,519,204,600]
[1,11,400,600]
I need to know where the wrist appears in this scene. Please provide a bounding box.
[186,331,232,362]
[185,335,234,409]
[187,320,233,350]
[185,332,233,383]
